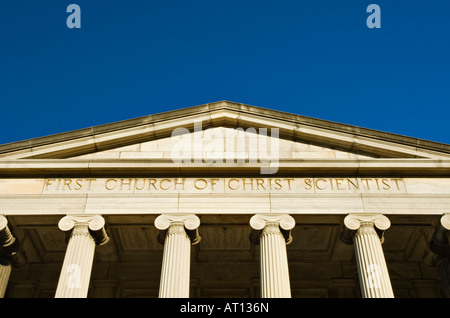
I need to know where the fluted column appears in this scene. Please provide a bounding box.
[55,215,109,298]
[250,214,295,298]
[0,216,13,298]
[341,214,394,298]
[0,265,11,298]
[0,215,28,298]
[427,214,450,297]
[155,214,201,298]
[436,257,450,297]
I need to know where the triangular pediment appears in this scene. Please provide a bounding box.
[1,101,450,161]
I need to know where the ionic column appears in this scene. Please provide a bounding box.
[0,216,13,298]
[249,214,295,298]
[427,214,450,297]
[0,265,11,298]
[341,214,394,298]
[55,215,109,298]
[155,214,201,298]
[0,216,28,298]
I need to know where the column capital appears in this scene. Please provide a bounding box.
[155,214,201,245]
[249,214,295,245]
[155,214,200,231]
[249,214,296,231]
[58,215,109,246]
[432,214,450,247]
[343,214,391,231]
[0,216,14,247]
[440,214,450,231]
[341,214,391,245]
[0,216,28,268]
[427,214,450,263]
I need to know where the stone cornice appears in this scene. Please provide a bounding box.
[1,158,450,177]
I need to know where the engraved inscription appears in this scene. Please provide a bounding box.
[41,177,407,194]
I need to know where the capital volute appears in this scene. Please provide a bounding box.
[429,214,450,254]
[341,214,391,245]
[0,215,28,268]
[58,215,109,245]
[440,214,450,231]
[0,215,14,247]
[155,214,201,245]
[249,214,296,245]
[343,214,391,231]
[0,215,8,230]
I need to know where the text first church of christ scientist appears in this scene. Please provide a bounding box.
[0,101,450,298]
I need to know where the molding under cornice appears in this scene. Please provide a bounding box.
[0,158,450,177]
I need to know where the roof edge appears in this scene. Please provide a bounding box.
[0,100,449,155]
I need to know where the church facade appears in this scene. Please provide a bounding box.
[0,101,449,298]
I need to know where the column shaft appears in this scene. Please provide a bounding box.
[430,214,450,297]
[353,223,394,298]
[0,265,11,298]
[55,224,96,298]
[437,257,450,298]
[260,222,291,298]
[159,223,191,298]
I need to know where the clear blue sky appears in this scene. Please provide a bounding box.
[1,1,449,145]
